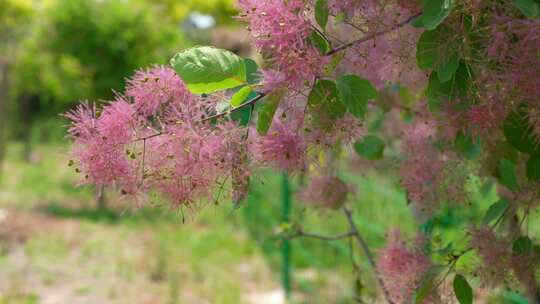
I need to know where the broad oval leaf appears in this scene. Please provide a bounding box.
[244,58,260,84]
[336,75,378,119]
[515,0,540,19]
[503,104,540,155]
[257,91,283,135]
[170,46,246,94]
[498,158,519,191]
[354,135,385,160]
[437,52,460,83]
[309,31,331,54]
[526,154,540,181]
[315,0,329,29]
[308,79,347,122]
[454,131,481,160]
[453,275,473,304]
[482,198,509,225]
[513,236,533,255]
[417,30,440,70]
[421,0,454,30]
[231,86,253,107]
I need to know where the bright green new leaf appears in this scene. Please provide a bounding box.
[336,75,378,119]
[354,135,385,160]
[315,0,329,29]
[309,30,331,54]
[498,158,519,191]
[421,0,454,30]
[257,91,283,135]
[230,86,253,107]
[453,275,473,304]
[482,198,509,225]
[515,0,540,19]
[170,46,246,94]
[527,153,540,182]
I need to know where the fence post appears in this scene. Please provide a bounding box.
[281,172,292,299]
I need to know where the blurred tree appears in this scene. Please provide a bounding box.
[141,0,237,25]
[0,0,33,178]
[9,0,187,146]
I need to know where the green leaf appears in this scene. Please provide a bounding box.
[426,63,471,110]
[230,105,252,127]
[244,58,260,84]
[417,30,440,70]
[416,27,461,82]
[482,198,509,225]
[315,0,329,29]
[501,291,530,304]
[437,52,460,83]
[513,236,533,255]
[453,275,473,304]
[421,0,454,30]
[257,91,283,135]
[526,154,540,181]
[230,86,253,107]
[515,0,540,19]
[354,135,385,160]
[498,158,519,191]
[454,131,481,160]
[170,46,246,94]
[336,75,378,119]
[308,79,347,121]
[503,104,540,155]
[309,31,331,54]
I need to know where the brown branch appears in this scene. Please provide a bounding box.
[325,12,422,56]
[342,207,395,304]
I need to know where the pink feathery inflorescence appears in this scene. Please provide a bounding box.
[65,66,245,206]
[237,0,328,89]
[126,66,192,117]
[250,119,305,172]
[377,230,435,303]
[298,174,350,209]
[399,122,443,210]
[469,227,512,285]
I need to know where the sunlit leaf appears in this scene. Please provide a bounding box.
[170,46,246,94]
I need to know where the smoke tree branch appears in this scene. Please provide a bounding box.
[325,12,422,56]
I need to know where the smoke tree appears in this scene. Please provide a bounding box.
[65,0,540,302]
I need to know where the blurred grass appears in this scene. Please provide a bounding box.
[0,142,535,303]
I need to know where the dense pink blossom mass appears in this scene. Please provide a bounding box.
[66,0,540,302]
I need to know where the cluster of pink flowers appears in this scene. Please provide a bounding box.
[399,121,447,215]
[250,119,306,172]
[377,230,435,303]
[330,1,424,90]
[298,172,350,209]
[237,0,327,89]
[66,66,244,206]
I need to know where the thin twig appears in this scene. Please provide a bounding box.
[289,230,355,241]
[199,92,266,123]
[128,92,267,144]
[325,12,422,56]
[342,207,395,304]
